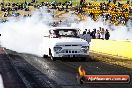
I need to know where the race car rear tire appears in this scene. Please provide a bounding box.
[81,57,86,61]
[43,54,48,58]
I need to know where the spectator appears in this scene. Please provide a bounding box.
[113,0,116,4]
[83,29,87,35]
[127,0,130,4]
[80,29,91,43]
[90,29,96,39]
[99,27,102,32]
[108,0,111,4]
[105,29,110,40]
[4,13,7,17]
[80,0,85,6]
[87,29,91,34]
[83,33,91,43]
[100,28,105,40]
[0,1,129,26]
[32,0,36,3]
[95,30,101,39]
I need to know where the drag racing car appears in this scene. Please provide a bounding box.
[43,27,90,61]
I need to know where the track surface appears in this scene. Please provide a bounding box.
[0,49,26,88]
[0,49,132,88]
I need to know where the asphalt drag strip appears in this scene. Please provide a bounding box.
[3,48,132,88]
[17,53,132,88]
[0,53,26,88]
[7,53,61,88]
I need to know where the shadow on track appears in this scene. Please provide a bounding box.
[57,56,100,62]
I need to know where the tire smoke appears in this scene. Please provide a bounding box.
[0,7,51,56]
[0,7,131,56]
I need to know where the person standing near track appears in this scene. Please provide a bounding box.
[83,29,87,35]
[100,28,105,40]
[80,0,85,6]
[105,29,110,40]
[95,30,101,39]
[90,29,96,39]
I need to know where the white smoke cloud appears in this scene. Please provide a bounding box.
[0,6,131,56]
[0,7,51,56]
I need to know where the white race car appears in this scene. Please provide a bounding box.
[43,27,90,61]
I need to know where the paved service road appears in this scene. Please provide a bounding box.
[1,49,132,88]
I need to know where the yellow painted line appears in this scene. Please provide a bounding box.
[90,39,132,59]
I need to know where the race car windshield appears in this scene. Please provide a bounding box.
[53,29,79,38]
